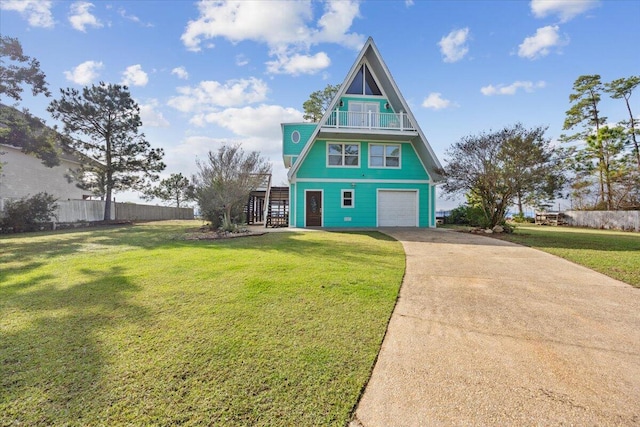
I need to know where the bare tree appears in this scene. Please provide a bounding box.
[192,144,271,229]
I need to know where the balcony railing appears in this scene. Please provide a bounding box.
[323,110,416,131]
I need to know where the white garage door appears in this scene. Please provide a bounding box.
[378,190,417,227]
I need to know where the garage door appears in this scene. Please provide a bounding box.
[378,190,417,227]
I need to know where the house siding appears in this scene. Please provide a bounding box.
[291,180,432,228]
[0,144,87,201]
[296,140,430,181]
[282,123,316,158]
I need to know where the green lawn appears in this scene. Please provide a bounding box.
[0,221,405,426]
[499,224,640,288]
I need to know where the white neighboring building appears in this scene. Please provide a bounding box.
[0,143,91,202]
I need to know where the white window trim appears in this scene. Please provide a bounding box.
[326,142,361,168]
[341,189,355,208]
[369,143,402,169]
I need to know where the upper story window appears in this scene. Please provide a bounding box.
[346,64,382,96]
[328,143,360,167]
[370,144,400,168]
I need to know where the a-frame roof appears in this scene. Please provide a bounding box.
[287,37,444,182]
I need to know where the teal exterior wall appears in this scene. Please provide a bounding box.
[282,123,316,158]
[297,140,430,181]
[291,139,434,227]
[291,181,433,228]
[336,96,393,114]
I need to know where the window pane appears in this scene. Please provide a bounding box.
[345,144,359,155]
[364,65,382,96]
[343,198,352,206]
[370,144,384,156]
[386,145,400,157]
[346,66,364,94]
[329,144,343,155]
[328,155,342,165]
[386,157,399,167]
[345,155,359,166]
[343,191,352,199]
[371,156,384,166]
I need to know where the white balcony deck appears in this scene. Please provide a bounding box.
[323,110,416,132]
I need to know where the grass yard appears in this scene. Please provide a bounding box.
[499,224,640,288]
[0,221,405,426]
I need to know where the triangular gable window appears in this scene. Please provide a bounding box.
[346,64,382,96]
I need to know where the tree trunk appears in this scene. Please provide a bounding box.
[104,187,112,221]
[624,97,640,170]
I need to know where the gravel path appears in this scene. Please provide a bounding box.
[350,228,640,426]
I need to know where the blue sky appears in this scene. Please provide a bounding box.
[2,0,639,210]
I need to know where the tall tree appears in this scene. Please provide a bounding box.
[605,76,640,169]
[302,84,340,122]
[561,75,607,206]
[442,124,562,228]
[192,144,271,228]
[0,36,50,101]
[0,36,57,169]
[48,83,165,221]
[143,173,193,208]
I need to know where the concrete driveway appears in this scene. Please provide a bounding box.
[350,228,640,426]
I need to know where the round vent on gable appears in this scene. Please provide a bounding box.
[291,130,301,144]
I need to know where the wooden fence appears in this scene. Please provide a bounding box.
[1,198,194,223]
[563,210,639,232]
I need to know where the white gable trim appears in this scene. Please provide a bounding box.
[287,37,443,182]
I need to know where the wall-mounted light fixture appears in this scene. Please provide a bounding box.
[384,102,390,109]
[339,100,344,107]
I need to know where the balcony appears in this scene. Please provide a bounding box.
[323,110,416,132]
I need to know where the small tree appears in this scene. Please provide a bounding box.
[302,84,340,122]
[48,82,166,221]
[442,124,563,228]
[143,173,193,208]
[192,144,271,229]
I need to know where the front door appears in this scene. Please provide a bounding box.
[306,191,322,227]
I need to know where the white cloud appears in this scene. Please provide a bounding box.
[422,93,457,110]
[314,0,363,49]
[180,0,364,75]
[0,0,54,28]
[193,105,304,139]
[167,78,269,112]
[266,51,331,75]
[171,66,189,80]
[121,64,149,87]
[480,80,546,96]
[68,1,103,32]
[118,7,153,27]
[518,25,566,59]
[139,99,169,127]
[438,28,470,63]
[405,0,415,6]
[530,0,599,22]
[64,60,104,85]
[236,54,249,66]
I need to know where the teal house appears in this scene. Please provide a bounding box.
[281,37,443,228]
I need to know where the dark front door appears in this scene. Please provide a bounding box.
[306,191,322,227]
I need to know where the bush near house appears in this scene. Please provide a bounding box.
[0,192,58,232]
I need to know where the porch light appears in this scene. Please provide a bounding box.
[339,100,344,107]
[385,102,390,109]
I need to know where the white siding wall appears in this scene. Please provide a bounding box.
[0,145,88,200]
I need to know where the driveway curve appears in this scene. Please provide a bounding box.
[350,228,640,426]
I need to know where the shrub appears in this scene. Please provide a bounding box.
[1,192,58,232]
[446,204,489,228]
